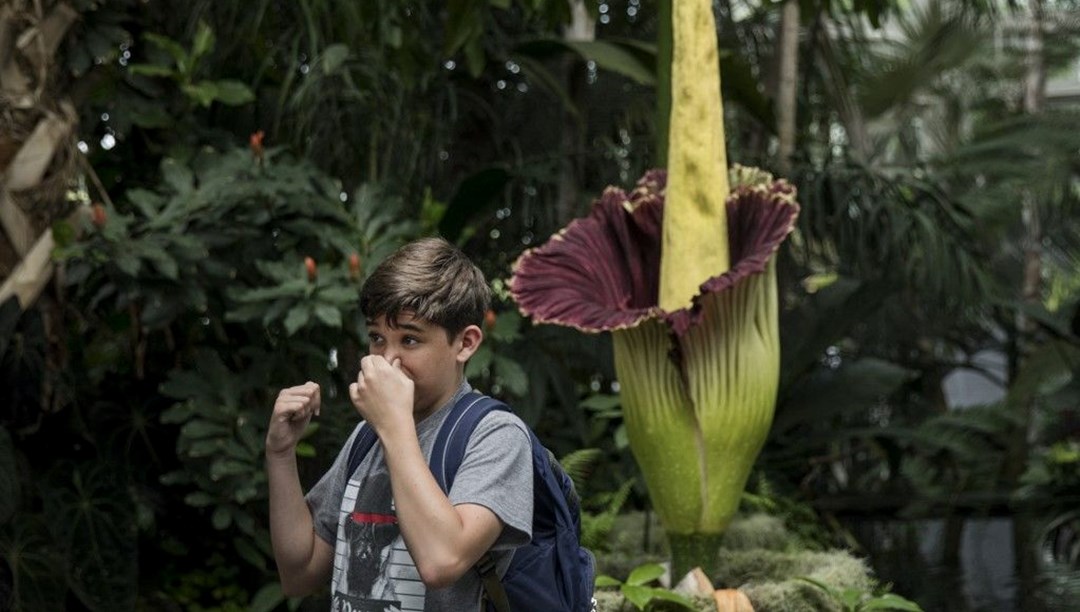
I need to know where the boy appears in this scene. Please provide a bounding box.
[266,238,534,611]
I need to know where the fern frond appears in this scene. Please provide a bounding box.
[559,448,603,492]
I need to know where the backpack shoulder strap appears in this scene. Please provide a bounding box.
[477,552,512,612]
[345,423,379,478]
[431,392,514,612]
[429,392,509,491]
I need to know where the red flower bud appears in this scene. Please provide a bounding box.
[348,253,361,281]
[250,130,265,161]
[484,309,497,331]
[91,203,107,228]
[304,256,317,282]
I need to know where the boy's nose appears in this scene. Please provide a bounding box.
[381,346,400,364]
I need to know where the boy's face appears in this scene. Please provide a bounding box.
[365,312,481,419]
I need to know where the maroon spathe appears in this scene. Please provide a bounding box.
[509,169,799,337]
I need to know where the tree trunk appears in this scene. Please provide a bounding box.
[775,0,800,176]
[1013,0,1047,351]
[815,17,871,165]
[1018,0,1045,327]
[1011,2,1046,607]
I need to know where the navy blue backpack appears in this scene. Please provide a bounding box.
[347,392,596,612]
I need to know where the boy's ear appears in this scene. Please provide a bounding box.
[455,324,483,363]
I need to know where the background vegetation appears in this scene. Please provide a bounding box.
[1,0,1078,610]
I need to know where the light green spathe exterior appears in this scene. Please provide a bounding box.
[614,261,781,543]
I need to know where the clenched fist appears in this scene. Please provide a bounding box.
[266,382,320,456]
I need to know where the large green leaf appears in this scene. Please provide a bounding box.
[320,43,350,74]
[563,40,655,86]
[620,584,655,610]
[314,304,343,328]
[126,63,175,78]
[210,80,255,105]
[250,583,285,612]
[1008,340,1080,406]
[190,21,215,67]
[516,38,656,86]
[283,305,312,336]
[595,575,621,588]
[493,353,528,396]
[444,0,484,57]
[862,592,926,611]
[42,466,138,611]
[182,81,219,107]
[625,562,665,586]
[0,516,67,612]
[510,54,579,116]
[143,33,187,70]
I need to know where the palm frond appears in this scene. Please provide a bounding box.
[900,402,1021,494]
[795,162,995,312]
[858,3,987,120]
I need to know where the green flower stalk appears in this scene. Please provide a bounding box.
[509,0,800,580]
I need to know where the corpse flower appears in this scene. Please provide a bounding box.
[510,168,798,576]
[509,0,800,578]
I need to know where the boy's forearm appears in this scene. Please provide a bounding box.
[266,451,330,595]
[380,426,501,589]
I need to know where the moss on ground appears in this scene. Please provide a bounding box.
[717,514,795,552]
[593,513,880,612]
[594,591,717,612]
[595,512,669,581]
[717,549,874,612]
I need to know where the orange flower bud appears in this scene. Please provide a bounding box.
[304,256,317,281]
[348,253,361,281]
[91,203,107,228]
[484,309,497,331]
[250,130,265,161]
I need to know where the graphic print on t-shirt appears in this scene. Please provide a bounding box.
[332,470,426,612]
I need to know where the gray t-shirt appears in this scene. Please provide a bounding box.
[305,382,534,611]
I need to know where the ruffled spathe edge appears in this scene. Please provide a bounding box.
[508,172,665,333]
[666,178,799,337]
[509,168,799,335]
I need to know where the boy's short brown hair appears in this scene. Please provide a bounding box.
[359,237,491,340]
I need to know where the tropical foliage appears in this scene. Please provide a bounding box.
[1,0,1079,610]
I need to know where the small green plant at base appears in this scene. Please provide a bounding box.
[595,563,695,611]
[581,479,635,552]
[797,577,923,612]
[558,446,636,553]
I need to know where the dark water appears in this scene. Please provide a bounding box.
[845,517,1080,612]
